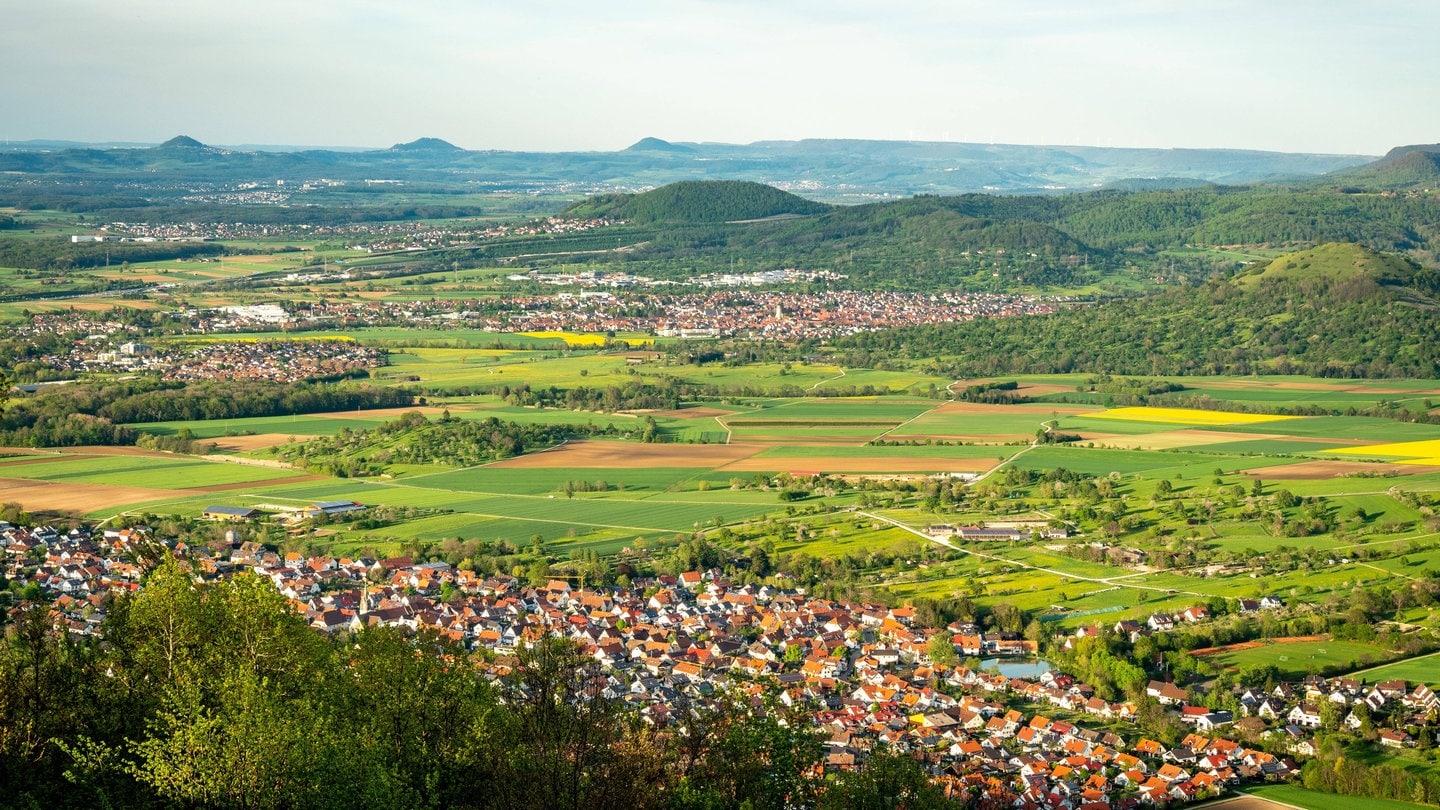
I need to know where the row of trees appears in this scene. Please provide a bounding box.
[0,379,416,447]
[276,411,628,475]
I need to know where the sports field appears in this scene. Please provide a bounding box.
[1204,638,1400,676]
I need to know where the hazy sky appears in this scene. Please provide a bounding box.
[3,0,1435,155]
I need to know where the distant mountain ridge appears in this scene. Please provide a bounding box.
[0,136,1376,198]
[1331,146,1440,190]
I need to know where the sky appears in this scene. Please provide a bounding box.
[2,0,1436,156]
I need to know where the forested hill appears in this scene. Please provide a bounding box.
[555,182,1440,291]
[563,180,830,223]
[1329,146,1440,190]
[831,243,1440,379]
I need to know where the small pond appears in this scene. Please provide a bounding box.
[978,658,1053,679]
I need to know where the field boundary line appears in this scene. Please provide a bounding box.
[872,403,937,441]
[715,416,733,445]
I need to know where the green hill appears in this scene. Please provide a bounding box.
[623,137,696,154]
[564,180,830,223]
[1238,242,1431,290]
[1330,146,1440,190]
[834,242,1440,379]
[156,135,207,149]
[388,137,465,154]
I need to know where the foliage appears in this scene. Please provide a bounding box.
[276,410,629,475]
[834,244,1440,378]
[565,180,830,223]
[0,378,413,446]
[0,566,974,809]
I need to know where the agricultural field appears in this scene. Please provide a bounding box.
[889,401,1091,441]
[1345,651,1440,687]
[1201,638,1403,677]
[1085,406,1300,427]
[1329,439,1440,466]
[13,371,1440,629]
[1242,784,1435,810]
[0,452,310,490]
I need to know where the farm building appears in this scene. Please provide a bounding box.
[954,525,1068,542]
[303,500,366,519]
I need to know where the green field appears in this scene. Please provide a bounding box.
[1060,416,1183,435]
[891,407,1066,438]
[0,454,308,489]
[1008,446,1255,476]
[1345,651,1440,687]
[1243,783,1436,810]
[725,398,938,422]
[409,466,722,496]
[132,414,398,439]
[1209,639,1401,676]
[1223,417,1440,441]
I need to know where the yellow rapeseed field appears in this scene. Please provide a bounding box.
[1088,407,1299,426]
[1328,439,1440,466]
[516,330,608,347]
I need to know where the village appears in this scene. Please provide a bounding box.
[5,514,1437,807]
[36,338,382,382]
[84,215,623,249]
[179,288,1063,341]
[11,288,1064,373]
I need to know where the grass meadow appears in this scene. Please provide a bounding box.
[1244,784,1435,810]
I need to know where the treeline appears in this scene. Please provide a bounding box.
[1301,757,1440,806]
[0,560,957,810]
[0,239,228,272]
[95,380,414,424]
[956,380,1026,404]
[832,271,1440,379]
[434,380,684,412]
[0,380,414,447]
[276,411,630,475]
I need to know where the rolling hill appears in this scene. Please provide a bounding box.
[563,180,830,223]
[1238,241,1436,293]
[1328,145,1440,190]
[834,242,1440,379]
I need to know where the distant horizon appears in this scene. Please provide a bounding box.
[0,133,1390,159]
[3,2,1437,157]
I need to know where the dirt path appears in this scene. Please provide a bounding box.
[807,368,846,392]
